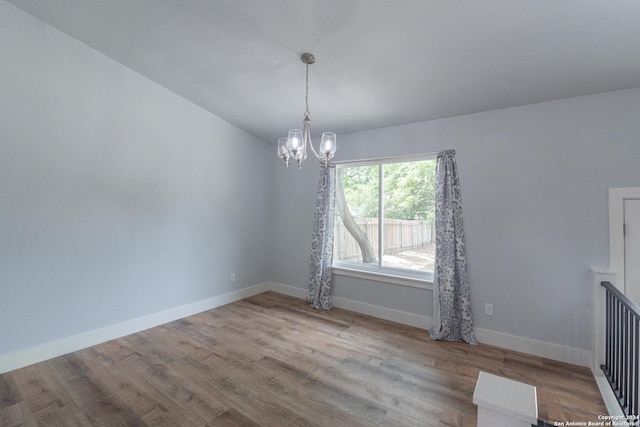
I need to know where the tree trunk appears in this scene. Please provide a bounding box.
[336,170,378,264]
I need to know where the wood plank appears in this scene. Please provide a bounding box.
[0,401,38,427]
[250,355,377,427]
[172,356,317,427]
[48,354,148,426]
[209,407,263,427]
[256,355,389,425]
[8,362,94,426]
[315,356,452,423]
[79,345,217,426]
[135,361,229,425]
[0,373,21,410]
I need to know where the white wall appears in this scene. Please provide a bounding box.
[0,2,271,356]
[271,86,640,353]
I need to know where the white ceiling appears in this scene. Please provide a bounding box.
[7,0,640,144]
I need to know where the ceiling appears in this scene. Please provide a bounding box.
[7,0,640,144]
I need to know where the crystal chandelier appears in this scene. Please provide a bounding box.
[277,53,337,168]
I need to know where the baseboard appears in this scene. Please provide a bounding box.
[474,328,592,368]
[268,282,591,367]
[0,281,592,375]
[267,282,433,330]
[266,281,308,299]
[592,370,625,417]
[0,282,270,375]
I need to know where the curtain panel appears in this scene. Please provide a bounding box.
[429,150,476,344]
[307,163,336,310]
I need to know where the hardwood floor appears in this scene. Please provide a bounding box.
[0,291,606,426]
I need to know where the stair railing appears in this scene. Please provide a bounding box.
[601,281,640,417]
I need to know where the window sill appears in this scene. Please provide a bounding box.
[332,265,433,290]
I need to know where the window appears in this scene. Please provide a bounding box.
[333,155,436,287]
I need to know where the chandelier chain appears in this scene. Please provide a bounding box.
[304,61,310,118]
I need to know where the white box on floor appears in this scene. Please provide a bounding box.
[473,371,538,427]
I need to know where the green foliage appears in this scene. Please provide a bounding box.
[383,161,436,221]
[340,165,379,217]
[339,159,436,222]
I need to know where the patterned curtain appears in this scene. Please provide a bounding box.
[306,163,336,310]
[429,150,476,344]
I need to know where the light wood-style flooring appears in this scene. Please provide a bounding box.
[0,291,606,426]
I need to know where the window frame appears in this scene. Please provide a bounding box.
[332,153,437,290]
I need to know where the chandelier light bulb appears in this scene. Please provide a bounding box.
[287,129,303,152]
[277,137,290,166]
[277,137,287,158]
[321,132,336,157]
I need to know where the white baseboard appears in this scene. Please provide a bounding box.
[266,281,308,299]
[474,327,592,368]
[0,281,592,375]
[333,295,433,330]
[0,282,270,375]
[592,370,625,417]
[268,282,592,367]
[268,282,433,329]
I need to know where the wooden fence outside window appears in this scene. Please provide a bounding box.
[334,217,434,262]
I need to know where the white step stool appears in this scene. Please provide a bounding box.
[473,371,538,427]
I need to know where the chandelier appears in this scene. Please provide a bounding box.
[277,53,337,169]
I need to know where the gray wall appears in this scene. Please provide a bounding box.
[0,2,271,355]
[270,87,640,351]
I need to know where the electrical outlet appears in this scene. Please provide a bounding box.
[485,303,493,316]
[230,273,236,282]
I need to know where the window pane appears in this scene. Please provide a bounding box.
[334,157,436,277]
[334,165,379,264]
[381,160,436,272]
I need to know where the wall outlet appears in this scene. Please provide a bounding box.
[485,303,493,316]
[230,273,236,282]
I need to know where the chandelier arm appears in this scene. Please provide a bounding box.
[303,116,326,164]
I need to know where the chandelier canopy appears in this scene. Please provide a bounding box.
[277,53,336,169]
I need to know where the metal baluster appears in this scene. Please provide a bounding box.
[629,315,640,415]
[624,307,629,410]
[616,298,621,394]
[606,290,612,377]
